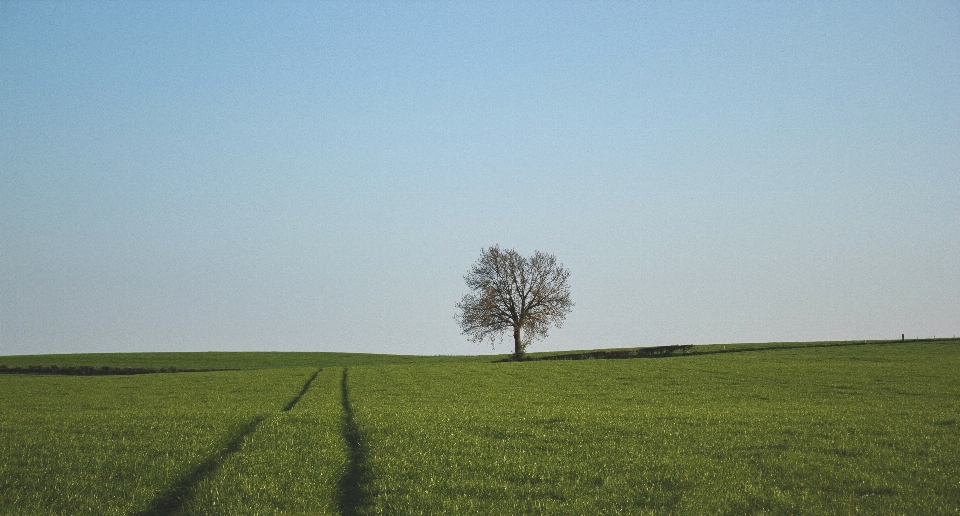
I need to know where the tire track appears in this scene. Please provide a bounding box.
[138,367,323,515]
[284,368,322,411]
[338,367,373,516]
[136,416,266,516]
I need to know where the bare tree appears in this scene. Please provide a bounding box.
[456,246,573,359]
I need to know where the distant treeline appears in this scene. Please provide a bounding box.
[513,338,957,363]
[508,344,695,362]
[0,364,225,376]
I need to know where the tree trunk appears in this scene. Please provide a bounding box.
[513,325,523,360]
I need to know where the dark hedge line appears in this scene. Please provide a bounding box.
[0,364,226,376]
[498,344,694,362]
[534,344,694,361]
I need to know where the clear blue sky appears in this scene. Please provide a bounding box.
[2,2,958,356]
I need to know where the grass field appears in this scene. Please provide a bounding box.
[0,368,315,515]
[0,350,485,371]
[1,340,958,514]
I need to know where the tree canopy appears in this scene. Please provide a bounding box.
[455,246,573,359]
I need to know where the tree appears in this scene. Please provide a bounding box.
[455,245,573,359]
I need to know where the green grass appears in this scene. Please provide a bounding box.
[177,368,347,515]
[350,341,960,514]
[0,350,486,371]
[0,368,316,515]
[1,340,958,514]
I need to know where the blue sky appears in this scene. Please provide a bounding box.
[2,2,958,356]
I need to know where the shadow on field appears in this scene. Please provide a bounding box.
[338,368,373,516]
[136,416,265,516]
[284,368,322,411]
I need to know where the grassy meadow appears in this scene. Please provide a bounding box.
[1,340,958,514]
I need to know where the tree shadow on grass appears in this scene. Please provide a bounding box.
[136,416,265,516]
[338,368,373,516]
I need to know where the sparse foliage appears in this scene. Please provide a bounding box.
[455,246,573,359]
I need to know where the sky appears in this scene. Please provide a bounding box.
[1,2,958,357]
